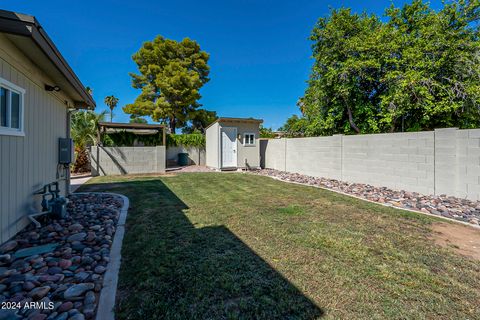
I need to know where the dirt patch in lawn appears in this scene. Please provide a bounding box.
[431,222,480,261]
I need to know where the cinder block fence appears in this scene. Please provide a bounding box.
[90,146,166,176]
[260,128,480,201]
[166,146,205,166]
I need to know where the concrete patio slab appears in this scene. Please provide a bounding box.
[70,174,92,193]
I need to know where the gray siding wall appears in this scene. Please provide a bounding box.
[261,128,480,201]
[90,146,166,176]
[0,35,69,242]
[206,122,219,168]
[166,146,205,166]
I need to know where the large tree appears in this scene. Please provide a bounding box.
[182,109,218,133]
[129,115,148,124]
[123,36,210,133]
[278,114,308,137]
[301,0,480,136]
[259,126,276,138]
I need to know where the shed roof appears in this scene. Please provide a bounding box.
[0,9,95,109]
[205,117,263,130]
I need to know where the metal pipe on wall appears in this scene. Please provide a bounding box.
[65,107,73,195]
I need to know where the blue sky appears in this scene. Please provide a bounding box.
[2,0,443,129]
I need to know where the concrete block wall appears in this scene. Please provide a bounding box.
[434,128,457,196]
[263,139,286,171]
[342,131,435,195]
[261,128,480,201]
[90,146,166,176]
[286,136,342,181]
[453,129,480,200]
[166,146,205,166]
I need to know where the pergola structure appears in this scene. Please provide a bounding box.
[98,122,167,146]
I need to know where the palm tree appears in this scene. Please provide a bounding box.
[104,95,119,122]
[85,86,93,96]
[71,110,106,173]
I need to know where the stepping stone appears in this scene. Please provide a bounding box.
[13,244,58,259]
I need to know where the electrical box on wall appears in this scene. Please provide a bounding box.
[58,138,74,164]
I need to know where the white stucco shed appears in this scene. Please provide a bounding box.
[205,117,263,170]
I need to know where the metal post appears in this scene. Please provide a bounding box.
[162,126,166,146]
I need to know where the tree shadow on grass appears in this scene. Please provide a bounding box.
[80,179,324,319]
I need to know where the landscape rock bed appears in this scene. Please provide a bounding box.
[253,169,480,226]
[0,193,123,320]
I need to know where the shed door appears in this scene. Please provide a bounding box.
[221,127,237,168]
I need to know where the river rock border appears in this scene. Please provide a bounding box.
[252,169,480,229]
[0,192,129,320]
[91,193,128,320]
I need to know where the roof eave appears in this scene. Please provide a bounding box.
[0,10,95,109]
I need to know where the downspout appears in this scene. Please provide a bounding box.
[66,108,73,195]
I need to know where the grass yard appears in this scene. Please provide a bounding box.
[79,173,480,319]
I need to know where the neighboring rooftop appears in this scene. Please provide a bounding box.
[0,9,95,109]
[206,117,263,129]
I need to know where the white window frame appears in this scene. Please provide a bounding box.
[0,77,25,137]
[243,132,255,146]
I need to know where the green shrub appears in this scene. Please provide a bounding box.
[102,131,205,147]
[102,131,162,146]
[167,134,205,147]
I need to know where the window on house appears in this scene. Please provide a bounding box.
[244,133,255,146]
[0,78,25,136]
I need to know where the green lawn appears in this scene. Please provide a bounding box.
[79,173,480,319]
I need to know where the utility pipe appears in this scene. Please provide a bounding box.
[28,211,50,229]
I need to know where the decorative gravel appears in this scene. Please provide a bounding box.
[0,193,123,320]
[253,169,480,226]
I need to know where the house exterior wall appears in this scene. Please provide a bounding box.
[261,128,480,200]
[0,34,71,242]
[206,122,219,168]
[90,146,166,176]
